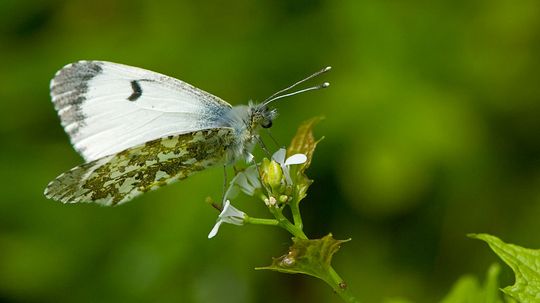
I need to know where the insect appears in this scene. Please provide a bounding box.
[44,61,331,206]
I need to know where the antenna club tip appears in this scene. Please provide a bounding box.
[321,82,330,88]
[323,66,332,72]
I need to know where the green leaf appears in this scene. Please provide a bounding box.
[440,263,503,303]
[287,116,324,174]
[256,234,350,285]
[469,233,540,302]
[286,116,324,203]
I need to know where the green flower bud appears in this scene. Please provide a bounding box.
[260,158,284,192]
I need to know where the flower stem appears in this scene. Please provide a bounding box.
[280,217,307,239]
[290,201,303,230]
[270,207,307,239]
[326,266,360,303]
[244,216,279,226]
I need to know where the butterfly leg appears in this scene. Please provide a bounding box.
[255,135,272,157]
[264,128,281,149]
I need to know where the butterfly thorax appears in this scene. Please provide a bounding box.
[223,102,276,163]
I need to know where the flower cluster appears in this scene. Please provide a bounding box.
[208,148,307,238]
[204,118,358,302]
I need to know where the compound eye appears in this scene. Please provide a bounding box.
[261,120,273,129]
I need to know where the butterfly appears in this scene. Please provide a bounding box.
[44,61,330,206]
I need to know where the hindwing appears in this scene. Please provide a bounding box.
[44,128,236,206]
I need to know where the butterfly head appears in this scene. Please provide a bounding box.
[249,103,277,130]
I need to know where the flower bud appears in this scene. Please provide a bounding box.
[265,196,277,207]
[260,158,284,192]
[279,195,289,203]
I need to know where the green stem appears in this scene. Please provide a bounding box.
[280,216,307,239]
[290,201,303,229]
[244,216,279,226]
[326,266,360,303]
[270,207,307,239]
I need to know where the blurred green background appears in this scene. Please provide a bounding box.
[1,0,539,302]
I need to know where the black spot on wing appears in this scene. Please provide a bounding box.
[128,80,142,101]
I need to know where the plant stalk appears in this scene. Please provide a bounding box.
[326,266,360,303]
[290,201,304,230]
[245,216,280,226]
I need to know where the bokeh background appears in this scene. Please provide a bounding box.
[1,0,539,302]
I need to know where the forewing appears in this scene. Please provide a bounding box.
[44,128,236,206]
[50,61,232,161]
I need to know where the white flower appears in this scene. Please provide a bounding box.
[234,166,261,196]
[224,166,261,200]
[271,148,307,184]
[208,200,246,238]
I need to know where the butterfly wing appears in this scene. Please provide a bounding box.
[50,60,233,161]
[44,128,236,206]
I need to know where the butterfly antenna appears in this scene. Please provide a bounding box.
[262,66,332,106]
[263,82,329,105]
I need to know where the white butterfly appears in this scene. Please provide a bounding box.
[44,61,330,206]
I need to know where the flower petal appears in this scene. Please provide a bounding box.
[285,154,307,166]
[219,200,246,225]
[224,174,241,200]
[208,220,223,238]
[235,173,252,195]
[220,200,232,214]
[246,152,254,163]
[272,148,286,164]
[244,166,261,188]
[225,185,240,200]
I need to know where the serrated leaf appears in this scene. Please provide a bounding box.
[256,234,350,285]
[440,263,503,303]
[469,233,540,302]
